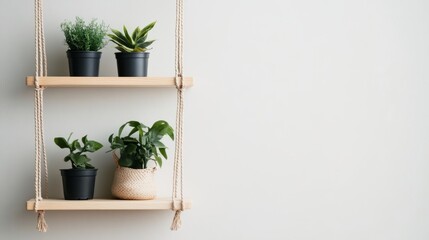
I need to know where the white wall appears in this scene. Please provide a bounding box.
[1,0,429,239]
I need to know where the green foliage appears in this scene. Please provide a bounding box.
[108,22,156,52]
[108,120,174,169]
[61,17,109,51]
[54,133,103,169]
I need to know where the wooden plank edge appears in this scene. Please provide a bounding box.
[26,198,192,211]
[26,76,193,88]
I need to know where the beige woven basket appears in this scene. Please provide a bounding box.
[111,154,157,200]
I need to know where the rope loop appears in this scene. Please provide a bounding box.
[34,76,40,88]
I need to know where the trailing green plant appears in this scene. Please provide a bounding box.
[108,22,156,52]
[54,133,103,169]
[108,120,174,169]
[61,17,109,51]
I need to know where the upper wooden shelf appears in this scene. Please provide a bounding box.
[26,76,193,88]
[27,198,192,211]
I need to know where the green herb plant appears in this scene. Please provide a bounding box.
[108,22,156,52]
[54,133,103,169]
[61,17,109,51]
[108,120,174,169]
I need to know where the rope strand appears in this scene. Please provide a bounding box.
[34,0,48,232]
[171,0,186,231]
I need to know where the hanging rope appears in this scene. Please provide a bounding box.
[34,0,48,232]
[171,0,186,231]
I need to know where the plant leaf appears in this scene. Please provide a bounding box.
[119,156,133,167]
[72,140,82,151]
[70,139,78,152]
[123,136,138,144]
[132,26,140,40]
[137,21,156,39]
[64,155,72,162]
[86,141,103,152]
[124,144,137,154]
[166,127,174,140]
[54,137,69,149]
[139,39,155,49]
[123,26,133,44]
[115,45,134,53]
[135,34,148,45]
[110,29,131,46]
[155,156,162,168]
[128,124,144,137]
[118,122,128,137]
[70,154,89,168]
[149,120,173,142]
[159,148,167,159]
[128,121,147,128]
[153,141,166,148]
[85,162,95,169]
[82,135,88,145]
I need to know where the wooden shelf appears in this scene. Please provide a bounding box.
[27,198,192,211]
[26,76,193,88]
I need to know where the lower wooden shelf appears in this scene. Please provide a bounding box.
[26,198,192,211]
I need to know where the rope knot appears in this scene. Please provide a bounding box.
[175,75,184,90]
[34,76,46,90]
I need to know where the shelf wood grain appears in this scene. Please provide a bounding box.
[27,198,192,211]
[26,76,193,88]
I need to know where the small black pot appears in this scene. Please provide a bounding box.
[60,169,97,200]
[67,51,102,76]
[115,52,150,76]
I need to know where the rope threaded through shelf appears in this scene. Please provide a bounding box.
[34,0,48,232]
[171,0,186,231]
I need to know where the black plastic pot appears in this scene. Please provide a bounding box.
[115,52,150,76]
[60,169,97,200]
[67,51,102,76]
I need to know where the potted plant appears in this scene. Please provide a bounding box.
[54,133,103,200]
[61,17,109,76]
[108,120,174,200]
[108,22,156,76]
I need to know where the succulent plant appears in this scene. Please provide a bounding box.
[108,22,156,53]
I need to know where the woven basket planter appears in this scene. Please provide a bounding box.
[111,167,157,200]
